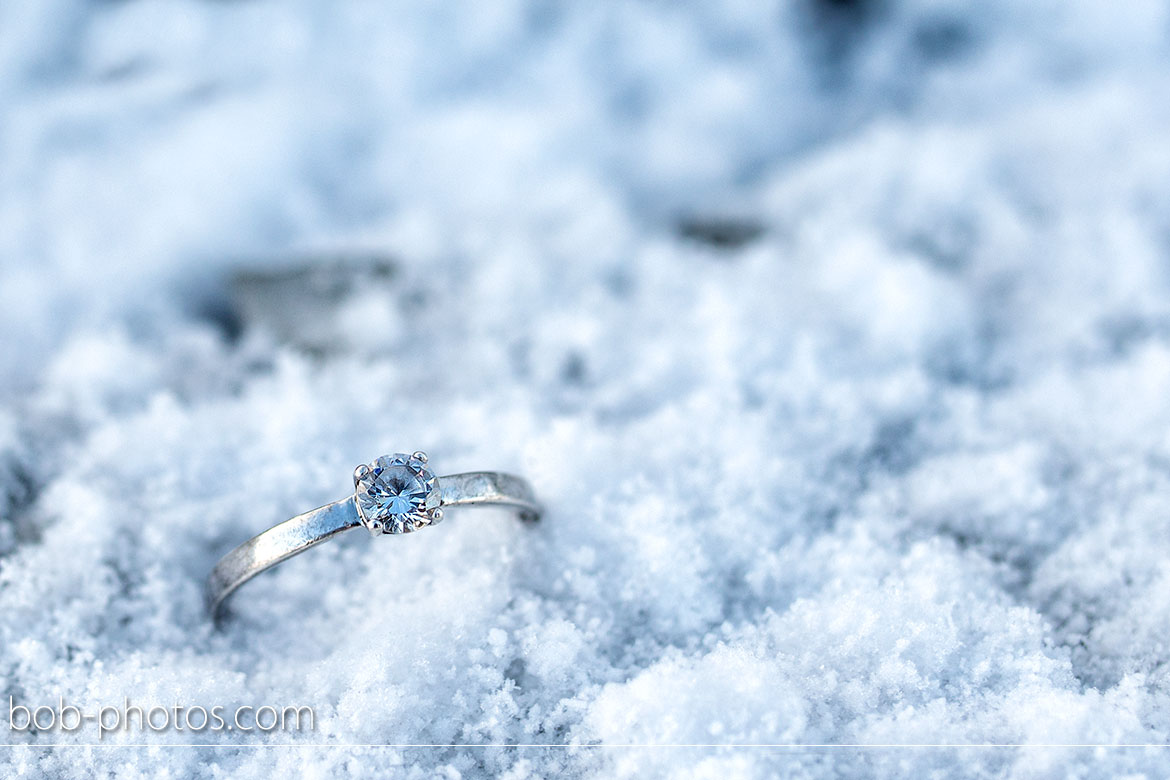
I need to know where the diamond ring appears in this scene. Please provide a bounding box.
[205,452,540,616]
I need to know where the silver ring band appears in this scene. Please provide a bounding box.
[206,455,540,617]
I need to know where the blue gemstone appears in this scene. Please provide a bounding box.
[356,453,439,533]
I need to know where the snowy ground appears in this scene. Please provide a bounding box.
[3,0,1170,777]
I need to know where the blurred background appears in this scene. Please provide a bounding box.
[3,0,1170,776]
[5,0,1167,389]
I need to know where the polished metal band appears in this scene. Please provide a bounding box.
[206,471,540,616]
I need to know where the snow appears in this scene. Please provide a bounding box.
[2,0,1170,776]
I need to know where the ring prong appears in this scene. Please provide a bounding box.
[412,451,428,464]
[354,463,371,483]
[429,507,444,524]
[368,520,383,536]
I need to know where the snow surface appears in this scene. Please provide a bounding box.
[2,0,1170,776]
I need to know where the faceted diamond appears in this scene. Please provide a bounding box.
[354,453,440,533]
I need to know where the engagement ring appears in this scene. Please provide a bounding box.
[206,452,540,616]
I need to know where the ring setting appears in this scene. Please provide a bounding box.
[354,452,442,534]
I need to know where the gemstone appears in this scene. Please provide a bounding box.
[354,453,440,533]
